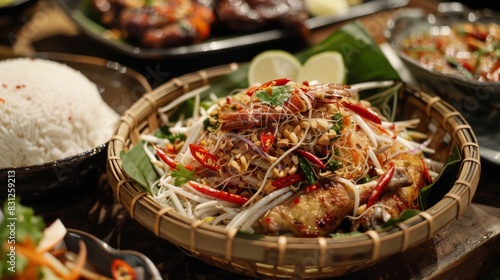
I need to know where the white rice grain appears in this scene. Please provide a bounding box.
[0,58,119,168]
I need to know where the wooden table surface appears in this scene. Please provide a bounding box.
[1,0,499,279]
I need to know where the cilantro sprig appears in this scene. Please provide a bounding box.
[255,85,292,106]
[171,164,195,186]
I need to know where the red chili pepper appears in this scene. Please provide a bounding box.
[189,144,220,171]
[151,143,195,171]
[260,129,275,153]
[470,28,488,42]
[153,143,176,169]
[166,143,176,153]
[367,163,395,207]
[488,60,500,82]
[421,157,432,185]
[271,173,304,189]
[188,181,248,205]
[459,60,475,73]
[436,38,444,50]
[246,78,291,96]
[111,259,136,280]
[295,149,326,169]
[305,184,317,193]
[342,101,382,125]
[153,143,194,171]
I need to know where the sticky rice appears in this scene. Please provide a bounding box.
[0,58,120,168]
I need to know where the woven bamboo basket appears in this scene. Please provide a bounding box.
[107,63,481,279]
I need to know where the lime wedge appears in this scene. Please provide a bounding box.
[296,51,346,84]
[248,50,302,86]
[304,0,349,17]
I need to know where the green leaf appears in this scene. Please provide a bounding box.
[0,198,45,276]
[0,198,45,245]
[297,154,316,184]
[171,164,195,186]
[120,143,160,193]
[295,21,400,84]
[445,57,474,80]
[418,144,462,210]
[383,209,420,228]
[329,231,363,238]
[255,85,293,106]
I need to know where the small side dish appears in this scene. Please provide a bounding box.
[400,22,500,82]
[386,3,500,165]
[0,200,161,279]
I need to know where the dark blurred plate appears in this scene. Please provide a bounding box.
[385,2,500,165]
[0,0,35,14]
[64,229,162,279]
[54,0,409,59]
[0,50,151,201]
[0,0,38,42]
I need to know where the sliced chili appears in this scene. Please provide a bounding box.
[305,184,317,193]
[260,129,275,153]
[153,143,194,171]
[246,78,291,96]
[342,101,382,125]
[152,143,176,169]
[421,157,432,185]
[111,259,136,280]
[188,181,248,205]
[367,163,395,207]
[272,173,304,189]
[296,149,326,169]
[189,144,220,171]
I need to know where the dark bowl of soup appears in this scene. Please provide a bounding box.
[385,2,500,139]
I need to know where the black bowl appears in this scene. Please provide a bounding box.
[385,2,500,164]
[0,52,151,201]
[64,229,162,279]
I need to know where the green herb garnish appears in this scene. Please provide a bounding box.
[255,85,292,106]
[171,164,195,186]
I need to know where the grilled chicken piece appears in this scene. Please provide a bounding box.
[258,181,354,237]
[256,153,427,237]
[91,0,215,48]
[216,0,309,36]
[352,152,430,231]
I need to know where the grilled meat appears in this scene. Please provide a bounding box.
[216,0,309,35]
[90,0,309,48]
[91,0,215,48]
[256,153,427,237]
[351,152,430,231]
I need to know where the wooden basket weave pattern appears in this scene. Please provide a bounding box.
[107,64,481,279]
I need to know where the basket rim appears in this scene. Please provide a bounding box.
[106,63,481,274]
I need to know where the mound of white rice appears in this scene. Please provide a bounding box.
[0,58,120,168]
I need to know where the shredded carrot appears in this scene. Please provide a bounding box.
[65,240,87,280]
[14,239,70,279]
[51,248,68,257]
